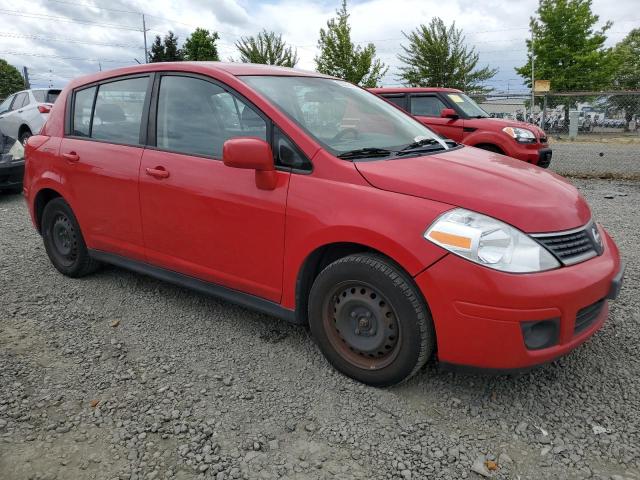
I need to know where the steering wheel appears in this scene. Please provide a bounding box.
[331,127,360,143]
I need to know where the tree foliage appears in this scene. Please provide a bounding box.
[149,31,184,63]
[315,0,387,87]
[397,18,498,93]
[236,30,298,67]
[183,28,220,61]
[611,28,640,127]
[515,0,616,92]
[0,59,25,99]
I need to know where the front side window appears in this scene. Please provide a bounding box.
[92,77,148,144]
[410,96,447,117]
[0,95,14,114]
[155,75,266,158]
[242,76,443,155]
[446,93,489,118]
[72,86,96,137]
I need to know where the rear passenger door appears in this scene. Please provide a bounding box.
[409,94,464,141]
[139,73,290,302]
[61,74,152,261]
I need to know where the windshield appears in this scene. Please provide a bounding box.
[241,76,446,156]
[446,93,489,118]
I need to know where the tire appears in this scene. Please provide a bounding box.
[308,253,435,387]
[41,197,100,277]
[19,128,32,146]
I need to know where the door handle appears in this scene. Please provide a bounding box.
[145,166,170,179]
[62,152,80,162]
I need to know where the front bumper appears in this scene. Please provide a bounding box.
[0,157,25,189]
[415,226,622,370]
[506,143,552,167]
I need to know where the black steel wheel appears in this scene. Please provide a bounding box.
[41,197,100,277]
[309,253,435,386]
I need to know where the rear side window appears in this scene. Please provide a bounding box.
[72,87,96,137]
[410,96,447,117]
[92,77,148,145]
[11,92,28,110]
[155,75,267,158]
[383,95,408,111]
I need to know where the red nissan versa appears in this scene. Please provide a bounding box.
[23,63,624,386]
[370,87,552,167]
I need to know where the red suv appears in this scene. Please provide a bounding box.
[24,63,623,386]
[370,87,552,167]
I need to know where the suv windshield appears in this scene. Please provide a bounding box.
[446,93,489,118]
[242,76,446,157]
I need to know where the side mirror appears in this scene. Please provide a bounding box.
[440,108,458,119]
[223,137,277,190]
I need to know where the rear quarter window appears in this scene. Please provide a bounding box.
[72,87,97,137]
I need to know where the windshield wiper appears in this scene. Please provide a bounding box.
[399,138,439,151]
[396,139,457,156]
[336,147,396,160]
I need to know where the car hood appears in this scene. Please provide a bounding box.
[355,146,591,233]
[468,117,545,135]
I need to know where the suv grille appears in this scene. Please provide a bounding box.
[532,222,602,266]
[574,299,605,334]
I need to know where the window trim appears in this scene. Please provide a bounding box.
[146,71,273,162]
[65,73,154,148]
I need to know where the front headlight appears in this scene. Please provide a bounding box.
[424,209,560,273]
[502,126,536,143]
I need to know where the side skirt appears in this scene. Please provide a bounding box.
[89,249,298,323]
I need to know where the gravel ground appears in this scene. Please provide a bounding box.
[550,143,640,177]
[1,178,639,480]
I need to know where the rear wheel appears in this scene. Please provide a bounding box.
[19,128,32,146]
[41,198,100,277]
[309,253,435,386]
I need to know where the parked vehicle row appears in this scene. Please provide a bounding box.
[24,62,623,386]
[0,88,60,191]
[371,87,552,168]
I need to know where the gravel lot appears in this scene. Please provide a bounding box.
[550,143,640,177]
[1,178,639,480]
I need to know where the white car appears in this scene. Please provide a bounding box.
[0,88,61,145]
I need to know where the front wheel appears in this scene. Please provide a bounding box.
[308,254,435,386]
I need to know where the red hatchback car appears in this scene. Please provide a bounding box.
[370,87,552,167]
[24,63,623,386]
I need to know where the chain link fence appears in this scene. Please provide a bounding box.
[474,91,640,178]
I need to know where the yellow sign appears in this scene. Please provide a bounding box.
[534,80,551,92]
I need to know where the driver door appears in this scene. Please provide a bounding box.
[409,94,464,142]
[139,73,290,302]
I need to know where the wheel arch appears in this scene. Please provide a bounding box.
[34,187,63,233]
[294,241,427,326]
[18,124,33,138]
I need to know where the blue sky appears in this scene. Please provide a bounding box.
[0,0,637,91]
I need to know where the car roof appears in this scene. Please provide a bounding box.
[68,62,334,88]
[369,87,464,94]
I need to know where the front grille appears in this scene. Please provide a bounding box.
[532,224,599,266]
[574,299,605,334]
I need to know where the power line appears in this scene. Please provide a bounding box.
[0,31,144,49]
[0,8,142,31]
[0,50,132,63]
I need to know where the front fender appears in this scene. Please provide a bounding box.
[463,130,514,155]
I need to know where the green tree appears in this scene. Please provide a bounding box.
[610,28,640,129]
[0,59,25,99]
[183,28,220,61]
[516,0,616,92]
[150,32,184,62]
[315,0,387,87]
[150,35,165,63]
[163,31,183,61]
[397,18,498,92]
[236,30,298,67]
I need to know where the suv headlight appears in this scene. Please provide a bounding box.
[424,209,560,273]
[502,126,536,143]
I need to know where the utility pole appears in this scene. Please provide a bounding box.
[530,29,535,117]
[142,14,149,63]
[22,66,30,89]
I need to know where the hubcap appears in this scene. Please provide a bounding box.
[324,283,400,370]
[51,215,75,259]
